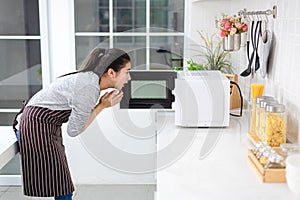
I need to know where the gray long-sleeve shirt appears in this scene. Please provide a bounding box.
[26,71,101,137]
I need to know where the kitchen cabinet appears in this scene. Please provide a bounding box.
[1,108,158,185]
[64,108,157,184]
[156,111,295,200]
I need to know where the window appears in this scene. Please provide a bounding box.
[74,0,184,70]
[0,0,41,125]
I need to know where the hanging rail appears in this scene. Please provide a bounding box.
[238,5,277,19]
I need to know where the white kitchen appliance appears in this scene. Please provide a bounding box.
[174,70,230,127]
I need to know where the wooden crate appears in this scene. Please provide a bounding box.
[248,149,286,183]
[224,74,241,110]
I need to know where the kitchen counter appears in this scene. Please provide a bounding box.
[0,126,19,170]
[156,111,296,200]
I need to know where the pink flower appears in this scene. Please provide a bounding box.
[218,30,227,38]
[235,22,242,29]
[242,25,248,32]
[230,28,237,35]
[224,22,231,26]
[215,14,248,37]
[224,24,231,31]
[222,19,228,24]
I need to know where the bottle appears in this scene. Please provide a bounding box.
[280,143,299,159]
[264,103,287,147]
[253,142,268,156]
[255,96,274,137]
[258,99,278,141]
[250,84,265,133]
[259,146,275,165]
[264,153,285,169]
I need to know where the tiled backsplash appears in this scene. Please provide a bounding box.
[187,0,300,144]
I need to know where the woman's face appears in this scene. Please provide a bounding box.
[114,62,131,90]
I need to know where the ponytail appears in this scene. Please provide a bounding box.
[59,48,105,78]
[60,48,130,79]
[79,48,106,75]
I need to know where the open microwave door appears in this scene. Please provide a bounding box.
[120,71,176,109]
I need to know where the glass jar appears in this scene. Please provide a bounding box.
[280,143,299,158]
[250,98,256,133]
[254,96,274,136]
[264,153,285,169]
[259,146,275,165]
[264,103,287,147]
[258,99,278,140]
[253,142,268,156]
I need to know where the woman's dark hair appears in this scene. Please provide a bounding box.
[61,48,130,79]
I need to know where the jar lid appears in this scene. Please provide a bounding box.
[266,103,285,113]
[255,141,268,147]
[280,143,298,153]
[260,99,278,108]
[256,96,274,104]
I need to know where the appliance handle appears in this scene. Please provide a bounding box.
[229,81,243,117]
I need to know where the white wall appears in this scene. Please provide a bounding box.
[186,0,300,144]
[184,0,231,62]
[47,0,76,80]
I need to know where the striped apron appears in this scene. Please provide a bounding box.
[19,106,74,197]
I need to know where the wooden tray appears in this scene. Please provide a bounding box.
[247,149,286,183]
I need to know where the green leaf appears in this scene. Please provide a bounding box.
[186,59,205,71]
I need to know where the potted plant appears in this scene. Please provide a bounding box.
[188,31,233,74]
[188,31,242,110]
[215,14,248,51]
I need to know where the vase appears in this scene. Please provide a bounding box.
[223,35,234,51]
[233,33,241,51]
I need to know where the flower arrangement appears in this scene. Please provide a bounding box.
[215,14,248,38]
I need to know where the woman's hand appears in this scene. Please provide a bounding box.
[98,90,124,109]
[84,90,123,131]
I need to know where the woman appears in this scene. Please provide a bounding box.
[18,48,131,199]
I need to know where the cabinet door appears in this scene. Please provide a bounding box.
[156,111,196,171]
[65,108,157,184]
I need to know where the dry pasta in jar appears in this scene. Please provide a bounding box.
[258,99,277,141]
[264,103,286,147]
[255,96,274,137]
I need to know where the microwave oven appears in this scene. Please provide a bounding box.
[174,71,230,127]
[120,70,177,109]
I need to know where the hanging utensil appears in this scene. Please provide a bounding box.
[240,21,259,77]
[258,19,273,78]
[254,21,262,71]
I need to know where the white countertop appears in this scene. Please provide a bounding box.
[156,111,296,200]
[0,126,19,170]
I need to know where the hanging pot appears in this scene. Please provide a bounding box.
[233,33,241,51]
[223,35,234,51]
